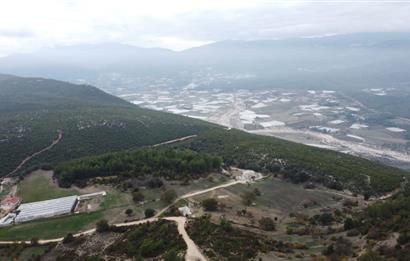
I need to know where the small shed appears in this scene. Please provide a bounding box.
[178,206,192,217]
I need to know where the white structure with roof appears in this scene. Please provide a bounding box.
[15,195,78,223]
[178,206,192,217]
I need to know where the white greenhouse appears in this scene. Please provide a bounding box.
[15,195,78,223]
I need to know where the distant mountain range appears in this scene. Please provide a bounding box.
[1,32,410,90]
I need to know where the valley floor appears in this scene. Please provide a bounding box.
[116,87,410,169]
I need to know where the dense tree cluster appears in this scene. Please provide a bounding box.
[55,148,222,187]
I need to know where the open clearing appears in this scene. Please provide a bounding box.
[17,170,78,203]
[226,177,336,213]
[0,211,103,241]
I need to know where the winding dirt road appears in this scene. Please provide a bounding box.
[164,217,207,261]
[152,135,197,147]
[0,171,265,260]
[5,131,63,177]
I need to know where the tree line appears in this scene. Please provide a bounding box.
[54,148,222,187]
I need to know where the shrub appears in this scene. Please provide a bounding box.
[312,213,334,226]
[132,191,145,203]
[241,191,256,206]
[344,217,357,231]
[202,198,218,211]
[147,178,164,189]
[253,188,261,196]
[358,251,386,261]
[145,208,156,218]
[219,217,233,232]
[96,219,110,233]
[30,237,39,246]
[258,217,275,231]
[125,208,133,216]
[63,233,75,244]
[161,189,177,204]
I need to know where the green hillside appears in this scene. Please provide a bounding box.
[0,74,407,196]
[174,129,407,195]
[0,74,214,176]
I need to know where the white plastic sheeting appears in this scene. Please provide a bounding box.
[15,195,78,223]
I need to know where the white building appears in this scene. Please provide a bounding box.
[15,195,78,223]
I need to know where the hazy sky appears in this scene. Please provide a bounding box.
[1,0,410,56]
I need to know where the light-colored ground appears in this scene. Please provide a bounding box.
[164,217,207,261]
[250,128,410,166]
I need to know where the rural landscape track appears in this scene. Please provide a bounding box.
[152,134,197,147]
[5,132,194,178]
[0,171,264,260]
[5,131,63,177]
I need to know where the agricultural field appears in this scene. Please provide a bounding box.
[118,86,410,170]
[17,170,78,203]
[0,211,103,241]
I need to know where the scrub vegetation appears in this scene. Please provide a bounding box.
[177,129,407,195]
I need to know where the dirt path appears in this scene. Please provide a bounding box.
[0,170,266,260]
[152,135,197,147]
[155,171,265,217]
[5,131,63,177]
[0,217,208,261]
[164,217,207,261]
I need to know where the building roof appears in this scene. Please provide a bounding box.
[15,195,78,223]
[1,195,20,206]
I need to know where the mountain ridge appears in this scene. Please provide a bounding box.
[1,32,410,90]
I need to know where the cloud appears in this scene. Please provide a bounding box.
[0,29,35,39]
[0,0,410,56]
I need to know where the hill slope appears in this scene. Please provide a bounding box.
[0,74,214,176]
[0,74,407,195]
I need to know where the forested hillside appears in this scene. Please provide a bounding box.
[0,74,408,197]
[0,74,214,176]
[174,129,407,195]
